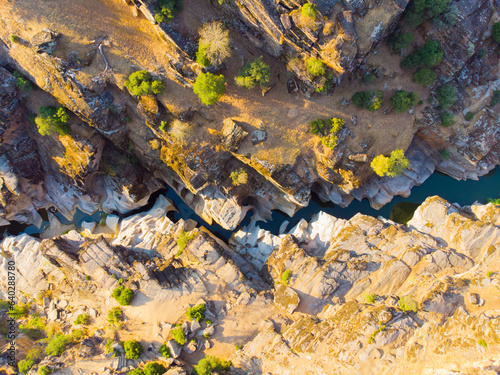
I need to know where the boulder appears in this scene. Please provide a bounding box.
[221,119,248,151]
[274,285,300,314]
[167,340,182,358]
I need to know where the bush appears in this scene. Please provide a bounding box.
[390,90,419,112]
[440,149,450,160]
[306,58,325,77]
[176,230,196,254]
[13,71,33,91]
[310,119,326,135]
[493,22,500,42]
[124,340,143,359]
[230,168,248,186]
[39,365,52,375]
[35,106,70,136]
[125,71,165,96]
[435,84,457,109]
[489,89,500,107]
[487,271,494,277]
[193,355,231,375]
[390,31,414,52]
[198,22,230,66]
[159,343,171,358]
[10,34,20,43]
[128,369,144,375]
[235,56,270,89]
[193,72,225,106]
[171,325,186,346]
[351,91,383,111]
[187,303,206,322]
[108,307,123,324]
[418,40,444,67]
[413,68,437,86]
[398,295,418,313]
[365,294,377,304]
[159,120,168,132]
[143,362,167,375]
[46,334,69,356]
[440,111,455,127]
[478,338,488,347]
[74,313,90,325]
[18,348,44,373]
[18,358,35,374]
[111,285,134,306]
[371,149,410,177]
[281,270,292,285]
[301,3,317,19]
[154,0,183,23]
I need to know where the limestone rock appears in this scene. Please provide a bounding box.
[274,285,300,314]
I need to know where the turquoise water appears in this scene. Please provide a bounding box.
[2,167,499,241]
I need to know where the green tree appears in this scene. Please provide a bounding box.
[124,340,143,360]
[400,53,421,70]
[230,168,248,186]
[390,90,419,112]
[418,40,444,67]
[306,58,326,77]
[125,71,165,96]
[435,84,457,109]
[301,3,317,19]
[46,334,69,356]
[159,344,171,358]
[390,31,414,53]
[187,303,206,322]
[193,355,231,375]
[171,325,186,346]
[111,285,134,306]
[493,22,500,42]
[371,149,410,177]
[154,0,183,23]
[440,111,455,127]
[35,106,71,136]
[198,21,230,66]
[413,68,437,86]
[351,91,383,111]
[193,72,225,106]
[465,111,474,121]
[143,362,167,375]
[235,56,270,89]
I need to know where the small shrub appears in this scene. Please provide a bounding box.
[193,72,225,106]
[187,303,206,322]
[368,325,386,344]
[493,22,500,42]
[159,120,168,132]
[111,285,134,306]
[159,343,171,358]
[478,339,488,347]
[124,340,143,360]
[464,111,474,121]
[13,71,33,91]
[203,332,210,339]
[108,307,123,324]
[301,3,317,19]
[7,304,29,319]
[440,149,450,160]
[74,313,90,325]
[154,0,183,23]
[230,168,248,186]
[487,271,494,277]
[10,34,20,43]
[143,362,167,375]
[193,355,231,375]
[206,319,212,325]
[281,270,292,285]
[436,84,457,109]
[128,369,144,375]
[235,345,242,350]
[71,328,87,342]
[35,106,70,136]
[390,31,414,52]
[310,119,326,135]
[306,58,325,77]
[198,21,231,66]
[18,358,35,374]
[176,230,196,253]
[125,71,165,96]
[488,198,500,205]
[440,111,455,127]
[39,365,52,375]
[413,68,437,86]
[365,294,377,304]
[46,334,69,356]
[171,325,186,346]
[235,56,270,89]
[489,89,500,107]
[398,295,418,313]
[371,149,410,177]
[390,90,419,112]
[85,275,91,281]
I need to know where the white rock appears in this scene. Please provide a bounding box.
[81,221,96,233]
[106,215,120,232]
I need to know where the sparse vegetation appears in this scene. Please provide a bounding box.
[111,285,134,306]
[368,325,386,344]
[281,270,292,285]
[125,71,165,97]
[390,90,420,112]
[301,3,317,19]
[46,334,69,356]
[154,0,183,24]
[198,21,230,66]
[365,294,377,304]
[108,307,123,324]
[478,339,488,347]
[171,325,186,346]
[35,106,70,136]
[235,56,270,89]
[74,313,90,325]
[306,58,325,77]
[352,90,384,112]
[440,111,456,127]
[124,340,143,359]
[193,355,231,375]
[413,68,437,86]
[176,230,196,254]
[193,72,225,106]
[398,295,418,313]
[371,149,410,177]
[230,168,248,186]
[187,303,206,322]
[436,84,457,109]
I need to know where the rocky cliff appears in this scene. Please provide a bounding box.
[1,195,500,374]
